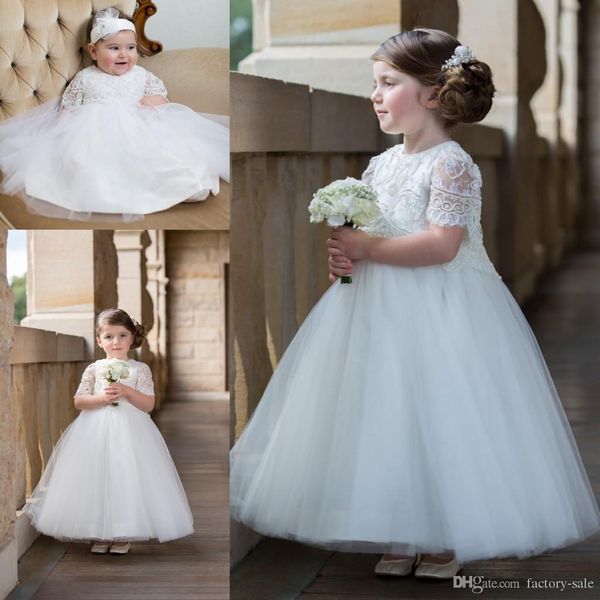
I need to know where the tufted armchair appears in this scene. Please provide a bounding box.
[0,0,229,230]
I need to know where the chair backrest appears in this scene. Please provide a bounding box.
[0,0,137,120]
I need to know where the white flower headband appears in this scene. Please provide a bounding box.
[441,45,473,71]
[90,7,136,44]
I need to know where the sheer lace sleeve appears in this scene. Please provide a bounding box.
[75,363,96,395]
[60,71,85,110]
[426,149,481,228]
[136,362,155,396]
[361,155,379,186]
[144,70,168,98]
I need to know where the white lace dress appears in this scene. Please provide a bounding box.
[0,65,229,220]
[230,141,600,562]
[24,359,194,543]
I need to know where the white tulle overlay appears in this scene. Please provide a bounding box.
[230,141,600,562]
[24,360,194,543]
[0,66,229,221]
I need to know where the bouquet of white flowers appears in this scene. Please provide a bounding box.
[308,177,379,283]
[98,358,130,406]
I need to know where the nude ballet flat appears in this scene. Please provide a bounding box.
[90,541,110,554]
[109,542,131,555]
[374,553,421,576]
[414,556,462,579]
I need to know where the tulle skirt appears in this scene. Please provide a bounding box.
[0,99,229,220]
[24,400,194,542]
[230,261,600,562]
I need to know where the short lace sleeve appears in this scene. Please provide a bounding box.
[60,71,85,110]
[426,149,481,228]
[136,362,155,396]
[144,70,168,98]
[361,155,379,186]
[75,363,96,395]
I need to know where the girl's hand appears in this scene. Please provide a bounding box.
[139,95,168,108]
[105,382,131,401]
[328,227,373,261]
[327,248,353,282]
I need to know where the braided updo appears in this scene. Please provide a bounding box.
[372,28,495,128]
[96,308,147,349]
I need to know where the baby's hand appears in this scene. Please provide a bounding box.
[139,95,168,108]
[105,382,131,401]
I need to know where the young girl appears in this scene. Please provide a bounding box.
[24,308,193,554]
[0,7,229,221]
[230,29,600,579]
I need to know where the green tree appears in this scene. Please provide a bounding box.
[231,0,252,70]
[11,274,26,324]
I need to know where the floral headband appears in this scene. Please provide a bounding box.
[90,7,136,44]
[441,45,473,71]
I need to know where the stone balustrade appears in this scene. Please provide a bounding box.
[0,322,86,596]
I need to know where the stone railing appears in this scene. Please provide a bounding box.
[2,325,87,596]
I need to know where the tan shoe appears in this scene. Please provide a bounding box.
[91,541,110,554]
[374,553,421,576]
[414,556,462,579]
[109,542,131,555]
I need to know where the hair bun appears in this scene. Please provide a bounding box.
[437,59,496,124]
[131,321,147,350]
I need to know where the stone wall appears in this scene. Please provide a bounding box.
[166,231,229,399]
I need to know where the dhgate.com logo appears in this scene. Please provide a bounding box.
[454,575,596,594]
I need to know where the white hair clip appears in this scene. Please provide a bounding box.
[441,45,473,71]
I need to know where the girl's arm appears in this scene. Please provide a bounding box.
[328,224,465,273]
[74,392,113,410]
[105,382,155,412]
[73,363,112,410]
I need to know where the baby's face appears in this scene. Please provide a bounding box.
[88,30,138,76]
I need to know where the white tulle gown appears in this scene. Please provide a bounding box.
[24,359,194,543]
[230,140,600,562]
[0,65,229,220]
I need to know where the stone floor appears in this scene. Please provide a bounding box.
[231,250,600,600]
[8,399,229,600]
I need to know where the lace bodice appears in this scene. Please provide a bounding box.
[361,140,499,277]
[60,66,168,110]
[75,359,155,398]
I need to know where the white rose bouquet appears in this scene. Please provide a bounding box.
[98,358,130,406]
[308,177,379,283]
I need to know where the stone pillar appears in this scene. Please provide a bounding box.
[0,231,17,598]
[578,0,598,247]
[459,0,548,300]
[145,230,169,403]
[557,0,581,249]
[241,0,401,96]
[530,0,566,266]
[22,231,118,359]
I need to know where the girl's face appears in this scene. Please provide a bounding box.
[88,30,138,76]
[97,324,133,359]
[371,61,439,135]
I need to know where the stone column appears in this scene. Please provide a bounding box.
[22,231,118,359]
[530,0,566,266]
[241,0,401,96]
[145,230,169,403]
[459,0,548,300]
[0,231,17,598]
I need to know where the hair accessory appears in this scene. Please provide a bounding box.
[441,45,473,71]
[90,7,136,44]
